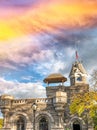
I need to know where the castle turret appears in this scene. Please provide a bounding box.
[0,94,14,128]
[44,73,67,128]
[43,73,67,97]
[69,61,88,86]
[0,94,14,113]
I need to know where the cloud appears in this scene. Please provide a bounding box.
[21,76,34,81]
[0,28,96,80]
[0,25,97,64]
[0,0,96,106]
[0,36,40,69]
[0,77,46,98]
[0,0,97,41]
[80,42,97,73]
[0,35,57,71]
[32,46,75,76]
[0,0,39,7]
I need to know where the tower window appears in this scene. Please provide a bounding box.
[77,75,82,81]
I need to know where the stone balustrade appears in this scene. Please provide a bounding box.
[35,98,53,104]
[12,97,53,105]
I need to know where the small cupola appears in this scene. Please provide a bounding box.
[43,73,67,86]
[44,73,67,98]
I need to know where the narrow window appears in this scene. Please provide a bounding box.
[17,117,25,130]
[39,117,48,130]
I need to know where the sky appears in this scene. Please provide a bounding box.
[0,0,97,99]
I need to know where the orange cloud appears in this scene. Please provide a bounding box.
[0,1,97,41]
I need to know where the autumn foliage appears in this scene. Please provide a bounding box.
[70,91,97,117]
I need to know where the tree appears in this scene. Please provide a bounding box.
[70,91,97,129]
[70,69,97,129]
[93,113,97,130]
[0,118,3,128]
[89,70,97,129]
[70,91,97,116]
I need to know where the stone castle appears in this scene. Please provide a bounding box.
[0,60,93,130]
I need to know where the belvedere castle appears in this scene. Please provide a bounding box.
[0,60,93,130]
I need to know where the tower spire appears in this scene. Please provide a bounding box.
[69,42,88,85]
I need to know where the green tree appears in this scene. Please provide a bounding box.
[0,118,3,128]
[70,91,97,129]
[93,113,97,130]
[70,91,97,116]
[70,69,97,129]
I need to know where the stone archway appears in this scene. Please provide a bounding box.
[11,114,26,130]
[73,120,81,130]
[39,117,48,130]
[35,111,54,130]
[69,117,83,130]
[16,116,25,130]
[10,112,30,130]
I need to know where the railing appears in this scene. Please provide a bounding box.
[12,99,27,104]
[12,98,53,105]
[35,98,53,104]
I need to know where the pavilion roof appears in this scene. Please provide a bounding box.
[43,73,67,83]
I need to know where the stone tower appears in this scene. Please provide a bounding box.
[69,61,88,86]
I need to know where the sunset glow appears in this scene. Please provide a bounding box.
[0,0,97,98]
[0,1,97,41]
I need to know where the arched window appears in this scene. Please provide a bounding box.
[77,74,82,81]
[73,120,81,130]
[16,117,25,130]
[39,117,48,130]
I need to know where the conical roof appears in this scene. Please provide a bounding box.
[43,73,67,83]
[69,61,87,77]
[78,62,87,74]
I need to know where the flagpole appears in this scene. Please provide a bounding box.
[76,51,78,60]
[75,41,80,61]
